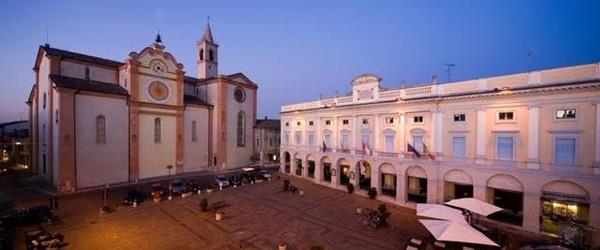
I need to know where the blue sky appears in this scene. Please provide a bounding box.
[1,1,599,123]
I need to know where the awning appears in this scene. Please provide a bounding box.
[445,198,503,216]
[419,219,499,247]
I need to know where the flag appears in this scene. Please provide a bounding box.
[322,140,327,153]
[407,143,421,158]
[423,144,436,160]
[362,140,372,155]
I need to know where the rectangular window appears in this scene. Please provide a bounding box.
[413,116,424,124]
[342,119,349,125]
[361,134,370,147]
[498,112,514,121]
[324,134,332,148]
[284,133,289,144]
[308,133,315,146]
[556,109,576,120]
[385,117,394,124]
[362,118,369,125]
[309,121,314,126]
[341,134,350,149]
[555,138,576,165]
[453,114,466,122]
[497,137,514,160]
[325,120,331,125]
[452,136,466,157]
[295,132,302,145]
[385,135,394,152]
[412,135,424,153]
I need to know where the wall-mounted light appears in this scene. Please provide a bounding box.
[331,168,337,176]
[349,171,355,180]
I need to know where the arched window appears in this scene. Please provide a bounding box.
[43,92,47,109]
[85,66,90,80]
[96,115,106,144]
[209,50,214,61]
[154,118,161,143]
[237,111,245,147]
[191,121,197,142]
[199,48,204,60]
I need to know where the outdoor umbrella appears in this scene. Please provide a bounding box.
[416,203,466,222]
[445,198,503,216]
[419,219,499,247]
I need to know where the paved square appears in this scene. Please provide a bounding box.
[16,176,462,249]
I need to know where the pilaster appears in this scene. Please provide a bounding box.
[475,108,487,164]
[594,101,600,175]
[527,105,540,169]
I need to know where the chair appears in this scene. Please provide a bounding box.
[410,238,423,246]
[434,241,446,249]
[405,246,418,250]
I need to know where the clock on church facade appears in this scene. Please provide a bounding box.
[148,81,169,101]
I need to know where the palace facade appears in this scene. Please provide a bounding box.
[27,24,258,192]
[280,63,600,245]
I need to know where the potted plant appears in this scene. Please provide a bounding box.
[215,210,223,221]
[368,187,377,199]
[346,183,355,194]
[377,204,391,225]
[199,198,208,212]
[278,242,286,250]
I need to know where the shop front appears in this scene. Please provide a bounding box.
[380,163,396,197]
[540,181,591,248]
[295,158,303,176]
[486,174,523,226]
[406,166,427,203]
[322,161,332,183]
[444,169,473,201]
[284,152,290,173]
[307,155,315,179]
[338,158,351,186]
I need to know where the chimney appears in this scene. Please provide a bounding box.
[431,75,438,85]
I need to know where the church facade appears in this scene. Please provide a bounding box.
[26,24,257,192]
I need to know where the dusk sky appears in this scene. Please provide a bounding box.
[1,0,599,123]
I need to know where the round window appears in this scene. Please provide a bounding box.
[234,87,246,103]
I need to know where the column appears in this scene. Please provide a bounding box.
[527,105,540,169]
[476,108,487,164]
[427,177,441,204]
[314,161,322,184]
[333,115,339,152]
[522,192,541,233]
[594,102,600,175]
[373,114,380,155]
[399,113,406,158]
[395,166,406,204]
[431,110,443,158]
[352,115,358,153]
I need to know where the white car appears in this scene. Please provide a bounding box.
[215,176,230,188]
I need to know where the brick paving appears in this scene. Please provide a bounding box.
[12,175,539,249]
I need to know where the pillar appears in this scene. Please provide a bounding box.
[399,113,406,158]
[373,114,380,155]
[594,102,600,175]
[396,166,406,204]
[352,115,358,153]
[371,165,381,194]
[431,110,443,158]
[476,108,487,164]
[522,192,541,233]
[314,160,322,184]
[527,105,540,169]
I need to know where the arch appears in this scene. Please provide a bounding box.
[306,154,315,162]
[96,115,106,144]
[356,160,373,190]
[336,158,350,166]
[406,165,427,178]
[319,155,331,165]
[284,151,291,163]
[293,152,302,160]
[486,174,523,192]
[444,169,473,185]
[379,162,396,174]
[237,111,246,147]
[542,180,589,200]
[199,48,204,60]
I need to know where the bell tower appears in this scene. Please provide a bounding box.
[197,22,218,79]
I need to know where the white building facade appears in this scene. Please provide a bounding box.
[280,64,600,247]
[27,24,258,192]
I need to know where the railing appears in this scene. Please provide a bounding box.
[377,151,398,158]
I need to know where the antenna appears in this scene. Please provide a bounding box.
[443,63,455,83]
[527,49,536,72]
[45,26,49,45]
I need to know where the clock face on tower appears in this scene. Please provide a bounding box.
[149,59,167,74]
[148,81,169,101]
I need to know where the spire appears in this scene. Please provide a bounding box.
[202,17,214,43]
[155,33,162,44]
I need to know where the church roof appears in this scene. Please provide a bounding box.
[50,74,129,96]
[202,23,214,43]
[184,95,213,107]
[255,118,280,129]
[39,45,124,69]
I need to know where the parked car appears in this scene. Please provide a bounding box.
[171,180,187,195]
[259,170,272,180]
[215,176,230,188]
[230,175,242,186]
[123,188,145,206]
[0,205,55,228]
[150,183,164,199]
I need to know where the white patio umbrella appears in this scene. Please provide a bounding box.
[445,198,503,216]
[416,203,466,222]
[419,219,499,247]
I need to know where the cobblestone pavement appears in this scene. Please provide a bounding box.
[12,175,538,250]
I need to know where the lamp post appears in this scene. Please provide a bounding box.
[167,165,173,200]
[100,184,113,213]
